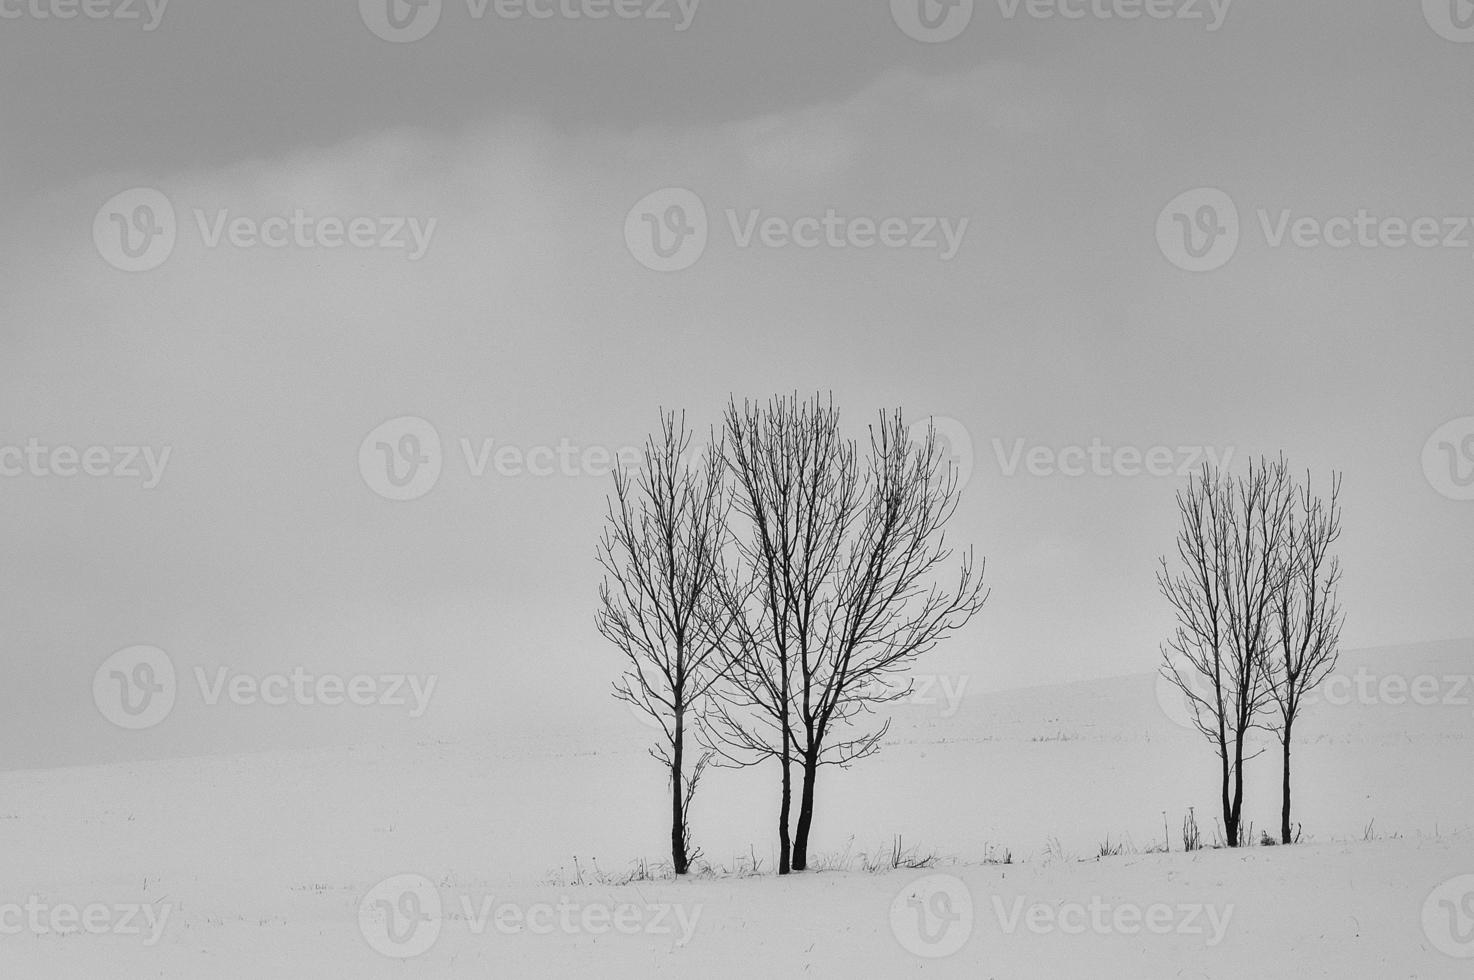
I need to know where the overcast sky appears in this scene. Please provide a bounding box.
[1,0,1472,769]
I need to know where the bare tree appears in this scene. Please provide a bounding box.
[596,411,731,875]
[702,395,854,875]
[1262,469,1344,844]
[1159,456,1293,847]
[1159,466,1234,844]
[706,395,987,872]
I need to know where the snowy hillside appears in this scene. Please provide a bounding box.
[1,638,1470,977]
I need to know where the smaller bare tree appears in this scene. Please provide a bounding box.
[597,412,731,875]
[1159,456,1293,847]
[1262,469,1344,844]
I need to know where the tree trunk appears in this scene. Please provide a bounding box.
[777,752,792,875]
[1280,717,1294,845]
[791,750,818,871]
[1219,736,1234,848]
[671,711,688,875]
[1227,729,1245,848]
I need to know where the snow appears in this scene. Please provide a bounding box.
[1,639,1470,977]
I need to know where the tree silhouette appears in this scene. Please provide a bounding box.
[597,411,732,874]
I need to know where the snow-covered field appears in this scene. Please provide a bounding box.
[2,638,1471,977]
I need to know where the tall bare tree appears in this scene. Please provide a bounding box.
[707,395,987,872]
[596,412,731,875]
[1159,456,1294,847]
[1262,469,1344,844]
[702,395,855,875]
